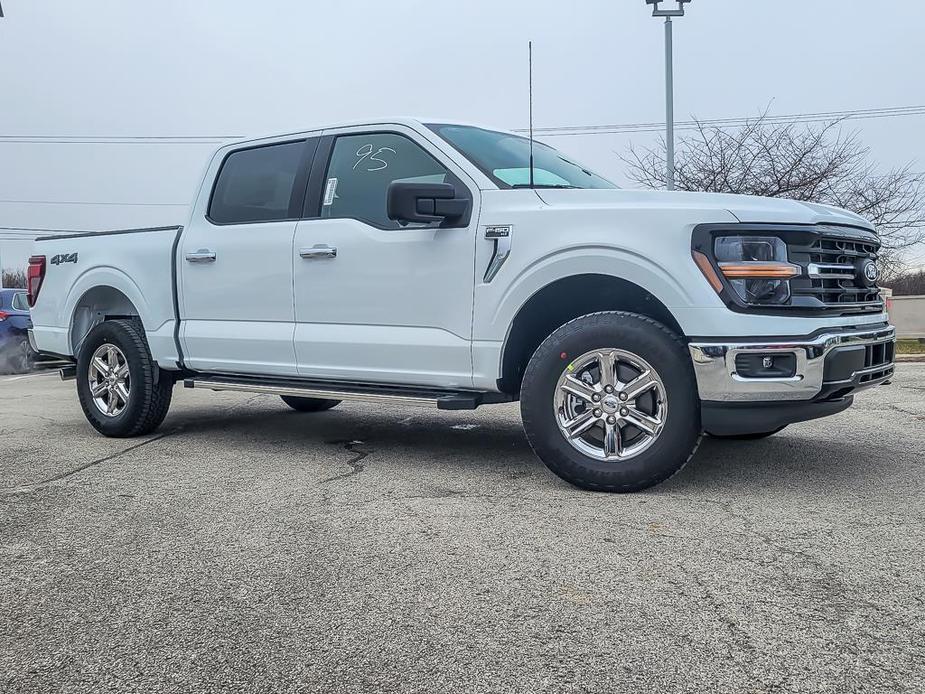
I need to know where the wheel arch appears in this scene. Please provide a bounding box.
[498,273,685,396]
[68,283,144,356]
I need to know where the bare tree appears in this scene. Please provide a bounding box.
[883,269,925,296]
[2,269,26,289]
[622,113,925,277]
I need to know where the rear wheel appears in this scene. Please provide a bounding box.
[76,319,173,437]
[707,426,786,440]
[280,395,341,412]
[520,311,701,493]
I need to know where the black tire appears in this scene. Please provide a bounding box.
[280,395,341,412]
[520,311,701,493]
[707,426,786,440]
[76,319,173,437]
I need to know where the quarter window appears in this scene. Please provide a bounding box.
[320,133,463,229]
[209,141,305,224]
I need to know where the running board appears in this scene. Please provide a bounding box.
[183,375,510,410]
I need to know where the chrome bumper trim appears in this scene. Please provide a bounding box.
[688,325,895,402]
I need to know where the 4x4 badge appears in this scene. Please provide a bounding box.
[50,252,78,266]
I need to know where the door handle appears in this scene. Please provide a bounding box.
[300,245,337,259]
[185,249,216,263]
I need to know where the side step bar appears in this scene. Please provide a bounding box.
[183,376,511,410]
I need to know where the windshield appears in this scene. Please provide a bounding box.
[426,124,616,190]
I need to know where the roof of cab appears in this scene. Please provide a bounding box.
[224,117,519,148]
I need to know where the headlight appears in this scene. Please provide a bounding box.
[711,236,799,305]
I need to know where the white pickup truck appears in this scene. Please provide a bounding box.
[28,118,895,492]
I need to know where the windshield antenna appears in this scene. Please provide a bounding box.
[528,40,535,189]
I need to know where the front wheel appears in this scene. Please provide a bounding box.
[76,319,173,437]
[520,312,701,493]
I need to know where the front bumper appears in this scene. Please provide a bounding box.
[689,325,895,402]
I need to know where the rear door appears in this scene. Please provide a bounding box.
[291,126,479,388]
[179,137,316,376]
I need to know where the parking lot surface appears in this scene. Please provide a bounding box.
[2,366,924,694]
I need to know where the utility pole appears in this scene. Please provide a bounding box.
[644,0,691,191]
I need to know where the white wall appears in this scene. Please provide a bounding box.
[889,296,925,339]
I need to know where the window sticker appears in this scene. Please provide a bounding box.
[323,177,338,206]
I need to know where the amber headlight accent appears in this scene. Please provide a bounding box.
[718,262,800,279]
[692,251,724,293]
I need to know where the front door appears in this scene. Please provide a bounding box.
[179,138,314,376]
[292,127,479,389]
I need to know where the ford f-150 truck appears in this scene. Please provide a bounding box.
[27,118,896,492]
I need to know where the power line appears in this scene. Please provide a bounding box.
[0,199,186,207]
[518,105,925,137]
[0,135,241,145]
[528,105,925,133]
[524,105,925,134]
[0,226,85,233]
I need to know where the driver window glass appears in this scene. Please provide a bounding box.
[321,133,458,229]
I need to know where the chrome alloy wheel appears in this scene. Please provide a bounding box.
[553,348,668,462]
[88,343,131,417]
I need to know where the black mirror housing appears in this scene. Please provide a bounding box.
[387,182,470,226]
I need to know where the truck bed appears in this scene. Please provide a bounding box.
[29,226,183,367]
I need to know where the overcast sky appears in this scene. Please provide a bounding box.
[1,0,923,270]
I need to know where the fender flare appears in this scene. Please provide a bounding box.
[491,245,693,339]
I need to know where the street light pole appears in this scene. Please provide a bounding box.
[0,3,5,280]
[645,0,690,192]
[0,5,4,280]
[664,15,674,191]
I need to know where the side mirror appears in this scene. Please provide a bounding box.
[387,182,470,225]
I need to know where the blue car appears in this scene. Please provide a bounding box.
[0,287,36,373]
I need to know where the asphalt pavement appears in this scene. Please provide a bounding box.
[2,366,924,693]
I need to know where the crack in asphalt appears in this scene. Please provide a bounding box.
[2,395,271,494]
[668,493,917,634]
[1,430,177,494]
[678,562,758,657]
[670,494,827,566]
[319,439,372,484]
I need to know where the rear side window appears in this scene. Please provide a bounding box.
[11,292,29,311]
[208,141,305,224]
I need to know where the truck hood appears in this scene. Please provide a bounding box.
[533,188,875,231]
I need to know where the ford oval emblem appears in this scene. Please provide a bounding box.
[861,260,879,286]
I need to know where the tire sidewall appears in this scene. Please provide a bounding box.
[521,313,700,491]
[76,321,151,436]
